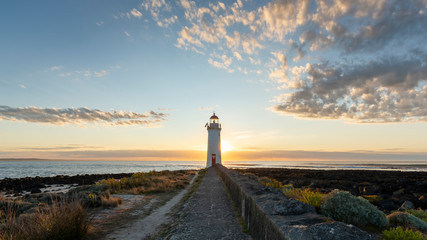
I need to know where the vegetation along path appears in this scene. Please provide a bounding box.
[162,167,251,240]
[104,173,199,240]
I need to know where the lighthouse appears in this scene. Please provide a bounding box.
[206,113,222,167]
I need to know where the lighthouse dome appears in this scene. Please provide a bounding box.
[210,113,219,119]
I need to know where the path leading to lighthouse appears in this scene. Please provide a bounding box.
[103,174,199,240]
[162,167,251,240]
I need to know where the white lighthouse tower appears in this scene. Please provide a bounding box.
[205,113,221,167]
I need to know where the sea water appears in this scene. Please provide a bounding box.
[0,159,426,179]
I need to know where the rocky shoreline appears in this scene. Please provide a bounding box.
[2,168,427,213]
[0,173,134,195]
[236,168,427,212]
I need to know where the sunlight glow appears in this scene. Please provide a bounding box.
[221,140,234,153]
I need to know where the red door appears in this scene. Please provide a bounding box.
[212,154,216,165]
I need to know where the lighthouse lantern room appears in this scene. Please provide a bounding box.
[206,113,222,167]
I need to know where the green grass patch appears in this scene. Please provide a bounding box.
[382,227,424,240]
[283,187,326,209]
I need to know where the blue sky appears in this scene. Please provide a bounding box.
[1,0,427,161]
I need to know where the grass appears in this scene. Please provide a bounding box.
[0,199,88,240]
[382,227,424,240]
[100,195,122,208]
[283,187,326,209]
[96,170,193,195]
[257,176,326,209]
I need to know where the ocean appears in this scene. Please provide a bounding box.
[1,159,427,179]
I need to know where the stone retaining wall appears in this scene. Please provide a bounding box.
[215,165,375,240]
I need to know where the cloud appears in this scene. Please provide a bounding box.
[233,51,242,61]
[176,26,204,48]
[0,106,168,126]
[199,106,213,111]
[130,8,143,18]
[2,148,426,162]
[19,84,26,89]
[50,66,62,71]
[259,0,310,40]
[138,0,427,123]
[94,70,108,77]
[223,150,427,161]
[56,67,115,79]
[18,144,103,151]
[208,54,232,70]
[141,0,177,28]
[96,21,104,26]
[273,53,427,122]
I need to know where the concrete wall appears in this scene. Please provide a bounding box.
[215,165,375,240]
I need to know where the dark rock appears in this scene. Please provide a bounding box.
[30,188,41,194]
[418,195,427,209]
[378,199,398,211]
[263,198,315,216]
[393,188,405,196]
[362,185,380,195]
[307,222,374,240]
[398,201,415,211]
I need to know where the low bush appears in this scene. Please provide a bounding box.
[320,190,388,229]
[67,185,109,208]
[283,188,326,209]
[406,209,427,222]
[387,211,427,230]
[100,195,122,208]
[258,176,282,189]
[0,199,33,216]
[258,177,325,209]
[382,227,424,240]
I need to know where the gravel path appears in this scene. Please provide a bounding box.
[164,167,251,240]
[104,174,198,240]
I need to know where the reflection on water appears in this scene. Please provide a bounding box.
[0,159,426,179]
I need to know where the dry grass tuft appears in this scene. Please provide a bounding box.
[100,195,122,208]
[0,199,88,240]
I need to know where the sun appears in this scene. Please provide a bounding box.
[221,140,234,153]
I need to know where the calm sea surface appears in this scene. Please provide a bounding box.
[1,159,427,179]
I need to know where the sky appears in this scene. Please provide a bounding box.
[1,0,427,162]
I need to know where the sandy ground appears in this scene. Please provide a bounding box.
[103,174,198,240]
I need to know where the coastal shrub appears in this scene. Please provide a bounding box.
[0,199,33,216]
[406,209,427,222]
[1,200,88,240]
[258,177,283,189]
[321,190,388,229]
[283,188,326,209]
[67,185,109,208]
[382,227,424,240]
[95,170,194,195]
[387,212,427,230]
[100,195,122,208]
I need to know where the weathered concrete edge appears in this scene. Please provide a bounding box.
[215,165,375,240]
